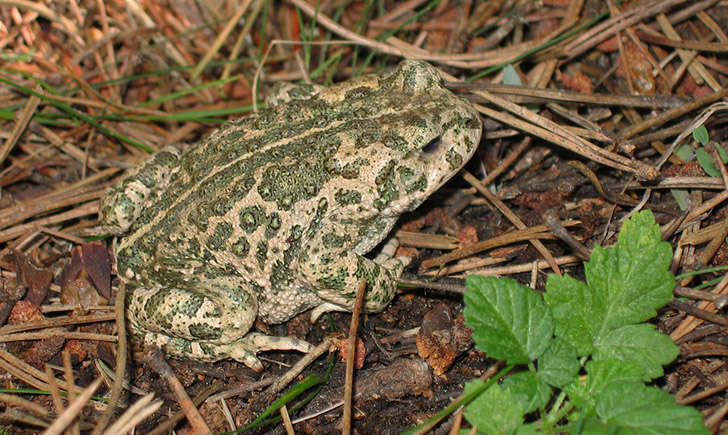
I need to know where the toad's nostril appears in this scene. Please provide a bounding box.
[421,137,442,154]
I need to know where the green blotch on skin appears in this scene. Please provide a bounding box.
[322,232,352,249]
[188,207,209,232]
[266,212,282,238]
[446,148,463,170]
[398,166,415,183]
[374,160,398,210]
[239,205,266,233]
[344,86,375,100]
[406,174,428,193]
[335,189,362,206]
[355,256,380,287]
[189,323,222,340]
[208,222,233,251]
[339,158,370,179]
[307,197,329,238]
[231,237,250,258]
[318,267,349,291]
[169,337,193,355]
[271,260,292,294]
[256,241,268,268]
[178,293,206,317]
[257,162,331,210]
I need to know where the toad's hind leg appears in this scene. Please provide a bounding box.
[99,145,183,234]
[126,282,310,371]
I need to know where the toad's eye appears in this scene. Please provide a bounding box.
[421,136,441,154]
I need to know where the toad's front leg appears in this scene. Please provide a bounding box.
[297,220,411,322]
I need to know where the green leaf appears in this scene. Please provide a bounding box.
[544,273,601,355]
[545,210,675,363]
[465,276,554,364]
[537,337,580,388]
[595,383,709,434]
[584,210,674,330]
[718,145,728,163]
[670,189,690,210]
[576,416,618,434]
[502,64,523,86]
[464,380,524,434]
[593,324,679,380]
[502,371,552,414]
[693,124,709,146]
[673,143,694,161]
[696,148,720,177]
[564,359,646,411]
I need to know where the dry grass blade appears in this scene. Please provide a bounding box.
[0,331,117,343]
[102,393,161,435]
[396,231,459,250]
[0,392,50,418]
[460,82,688,108]
[0,0,81,43]
[472,97,656,179]
[42,377,101,435]
[0,91,40,166]
[421,220,580,270]
[563,0,690,59]
[149,382,223,435]
[0,350,82,395]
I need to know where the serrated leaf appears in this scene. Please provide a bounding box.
[515,424,540,435]
[596,383,709,434]
[696,148,720,177]
[577,416,621,434]
[593,324,679,380]
[693,124,709,145]
[502,371,552,413]
[537,337,580,388]
[584,210,674,331]
[544,273,602,355]
[464,380,524,434]
[465,276,554,364]
[564,359,645,410]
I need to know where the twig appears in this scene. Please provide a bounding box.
[420,220,579,269]
[141,346,211,434]
[42,378,102,435]
[544,210,590,260]
[266,338,332,395]
[464,171,561,274]
[0,313,116,335]
[343,279,367,435]
[92,281,128,434]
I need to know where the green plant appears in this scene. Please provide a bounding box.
[437,211,707,433]
[693,124,727,178]
[671,125,726,209]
